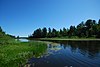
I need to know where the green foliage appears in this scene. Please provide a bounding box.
[98,19,100,25]
[32,28,42,38]
[0,26,47,66]
[0,26,15,39]
[47,28,52,38]
[29,19,100,38]
[51,28,57,37]
[0,41,47,67]
[62,27,67,36]
[0,26,3,32]
[68,26,76,37]
[42,27,47,38]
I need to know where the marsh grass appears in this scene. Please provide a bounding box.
[0,40,47,67]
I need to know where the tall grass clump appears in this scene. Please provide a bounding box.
[0,41,47,67]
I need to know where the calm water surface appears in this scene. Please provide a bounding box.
[20,39,100,67]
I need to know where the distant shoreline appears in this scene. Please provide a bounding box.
[29,38,100,41]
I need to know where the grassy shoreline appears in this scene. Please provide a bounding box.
[0,39,47,67]
[32,38,100,41]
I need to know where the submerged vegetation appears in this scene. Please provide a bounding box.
[29,19,100,38]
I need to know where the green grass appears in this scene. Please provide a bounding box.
[50,36,97,39]
[37,37,100,41]
[0,40,47,67]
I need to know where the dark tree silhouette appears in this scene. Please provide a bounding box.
[98,19,100,25]
[47,28,52,38]
[59,29,63,37]
[32,28,42,38]
[85,19,93,29]
[62,27,67,36]
[42,27,47,38]
[0,26,2,32]
[68,26,76,37]
[29,19,100,38]
[51,28,57,37]
[76,22,86,37]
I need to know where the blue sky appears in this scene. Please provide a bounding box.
[0,0,100,37]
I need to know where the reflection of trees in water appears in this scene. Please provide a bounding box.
[80,41,99,58]
[48,43,61,52]
[71,41,100,58]
[56,41,100,58]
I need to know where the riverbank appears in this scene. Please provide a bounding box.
[33,38,100,41]
[0,39,47,67]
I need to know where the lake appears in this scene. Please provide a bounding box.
[19,39,100,67]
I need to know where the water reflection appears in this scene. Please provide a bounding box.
[48,41,100,59]
[16,39,29,42]
[48,43,61,51]
[57,41,100,59]
[27,41,100,67]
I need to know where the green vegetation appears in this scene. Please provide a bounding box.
[0,19,100,67]
[0,27,47,67]
[38,38,100,41]
[29,19,100,38]
[0,26,15,39]
[0,41,47,67]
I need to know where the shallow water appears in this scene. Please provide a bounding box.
[16,39,29,42]
[20,39,100,67]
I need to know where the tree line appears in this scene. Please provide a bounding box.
[0,26,15,38]
[29,19,100,38]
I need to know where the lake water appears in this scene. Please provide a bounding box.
[20,39,100,67]
[16,39,29,42]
